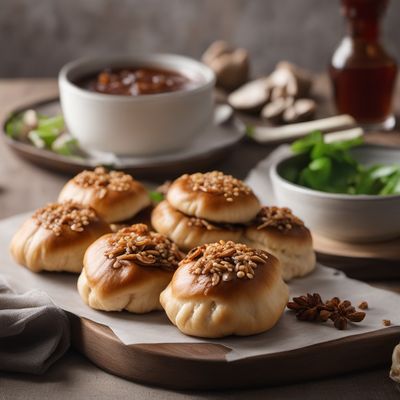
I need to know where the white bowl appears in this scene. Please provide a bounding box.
[270,145,400,243]
[59,54,215,156]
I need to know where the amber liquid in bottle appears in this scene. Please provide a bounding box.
[330,0,397,129]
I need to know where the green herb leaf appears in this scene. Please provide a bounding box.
[149,191,164,203]
[52,137,80,156]
[5,114,25,139]
[245,125,255,138]
[29,127,59,148]
[38,115,64,131]
[291,131,323,154]
[283,132,400,196]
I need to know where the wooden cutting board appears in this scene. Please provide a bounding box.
[313,234,400,280]
[69,314,400,390]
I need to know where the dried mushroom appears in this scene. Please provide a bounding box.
[283,98,316,124]
[202,40,250,91]
[228,78,270,113]
[269,61,313,99]
[261,97,294,124]
[227,58,316,124]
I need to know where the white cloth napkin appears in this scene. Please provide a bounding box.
[0,275,70,374]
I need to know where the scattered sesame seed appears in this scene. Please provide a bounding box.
[358,301,369,310]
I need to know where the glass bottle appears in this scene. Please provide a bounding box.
[330,0,397,130]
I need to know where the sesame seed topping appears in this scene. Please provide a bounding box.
[186,216,238,231]
[104,224,182,271]
[182,171,252,201]
[32,201,98,236]
[73,167,135,198]
[255,206,304,232]
[185,240,269,286]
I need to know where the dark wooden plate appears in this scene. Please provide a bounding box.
[2,98,245,179]
[69,315,400,390]
[313,234,400,280]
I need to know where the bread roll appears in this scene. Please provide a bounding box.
[78,224,182,313]
[244,206,316,281]
[166,171,260,223]
[160,240,288,338]
[10,202,110,273]
[58,167,151,223]
[151,200,243,251]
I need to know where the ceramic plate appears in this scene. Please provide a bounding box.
[2,99,245,179]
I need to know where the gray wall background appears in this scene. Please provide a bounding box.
[1,0,399,78]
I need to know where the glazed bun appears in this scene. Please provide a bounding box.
[10,202,111,273]
[78,224,182,313]
[166,171,261,223]
[160,240,288,338]
[58,167,151,223]
[244,206,316,281]
[151,200,243,251]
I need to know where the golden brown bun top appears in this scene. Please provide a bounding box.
[84,224,183,295]
[58,167,151,223]
[70,167,143,198]
[10,201,111,273]
[31,201,108,237]
[166,171,261,223]
[248,206,312,242]
[170,240,281,301]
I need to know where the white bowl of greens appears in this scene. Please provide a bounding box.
[270,132,400,243]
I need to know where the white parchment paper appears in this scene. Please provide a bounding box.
[1,211,399,362]
[246,144,292,205]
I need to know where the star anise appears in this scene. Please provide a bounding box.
[287,293,330,322]
[287,293,366,330]
[324,297,366,330]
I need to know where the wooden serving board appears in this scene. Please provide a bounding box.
[69,314,400,390]
[313,234,400,280]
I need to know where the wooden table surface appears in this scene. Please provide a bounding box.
[1,78,400,399]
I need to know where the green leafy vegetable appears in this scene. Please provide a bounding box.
[245,125,255,138]
[52,135,80,156]
[4,110,85,158]
[286,131,400,196]
[149,191,164,203]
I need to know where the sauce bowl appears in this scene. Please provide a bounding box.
[59,54,215,156]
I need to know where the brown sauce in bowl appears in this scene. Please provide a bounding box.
[77,67,199,96]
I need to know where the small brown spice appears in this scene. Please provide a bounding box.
[255,206,305,232]
[287,293,366,330]
[105,224,182,271]
[182,171,252,202]
[186,240,269,286]
[358,301,369,310]
[325,297,366,330]
[383,319,392,327]
[33,201,98,236]
[287,293,329,322]
[73,167,134,198]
